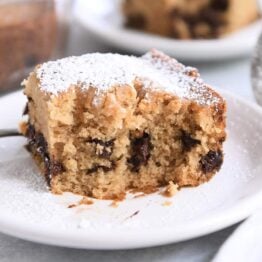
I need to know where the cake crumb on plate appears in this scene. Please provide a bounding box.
[162,181,179,197]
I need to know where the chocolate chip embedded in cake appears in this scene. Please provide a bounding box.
[128,132,152,172]
[122,0,259,39]
[20,49,226,199]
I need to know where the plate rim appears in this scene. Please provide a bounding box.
[0,90,262,249]
[0,188,262,250]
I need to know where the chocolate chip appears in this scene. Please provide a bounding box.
[26,125,47,158]
[200,150,223,173]
[200,8,225,27]
[183,14,199,27]
[44,154,65,186]
[24,144,32,153]
[156,162,161,167]
[22,103,29,116]
[87,162,115,174]
[170,3,227,39]
[26,124,35,140]
[125,14,146,29]
[35,133,48,157]
[87,138,114,158]
[44,156,52,186]
[44,156,65,186]
[169,8,181,18]
[210,0,229,11]
[181,130,200,151]
[26,124,46,157]
[25,124,65,185]
[23,98,33,116]
[49,161,65,175]
[128,132,152,172]
[100,150,111,158]
[87,138,114,147]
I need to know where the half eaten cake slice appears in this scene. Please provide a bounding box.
[20,49,226,199]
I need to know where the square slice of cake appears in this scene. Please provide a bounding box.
[123,0,258,39]
[21,49,226,199]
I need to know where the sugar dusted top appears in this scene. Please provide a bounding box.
[36,49,221,106]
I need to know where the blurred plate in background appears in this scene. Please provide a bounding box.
[75,0,262,62]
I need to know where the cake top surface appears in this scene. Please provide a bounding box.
[36,49,221,106]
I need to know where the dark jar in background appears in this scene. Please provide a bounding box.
[0,0,72,94]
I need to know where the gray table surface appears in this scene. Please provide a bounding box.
[0,15,257,262]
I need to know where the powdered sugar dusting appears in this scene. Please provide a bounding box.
[36,50,221,106]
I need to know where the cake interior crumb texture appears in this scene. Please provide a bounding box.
[21,49,226,200]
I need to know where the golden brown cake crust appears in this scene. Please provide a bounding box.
[21,50,226,199]
[123,0,259,39]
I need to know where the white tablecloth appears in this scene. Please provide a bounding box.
[0,14,257,262]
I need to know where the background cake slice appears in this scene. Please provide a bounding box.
[123,0,258,39]
[21,49,226,199]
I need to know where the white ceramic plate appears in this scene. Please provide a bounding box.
[0,90,262,250]
[75,0,262,62]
